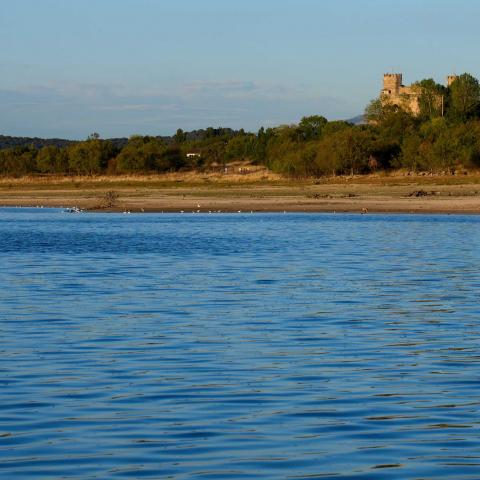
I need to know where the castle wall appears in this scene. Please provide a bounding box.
[381,74,419,114]
[380,73,453,116]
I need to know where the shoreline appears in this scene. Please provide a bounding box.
[2,198,480,215]
[1,173,480,215]
[3,206,480,216]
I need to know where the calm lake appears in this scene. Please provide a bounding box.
[1,208,480,479]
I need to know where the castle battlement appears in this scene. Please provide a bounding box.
[382,73,403,96]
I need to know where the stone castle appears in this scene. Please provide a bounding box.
[381,73,457,114]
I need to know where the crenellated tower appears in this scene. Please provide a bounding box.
[447,75,458,87]
[382,73,403,96]
[380,73,420,114]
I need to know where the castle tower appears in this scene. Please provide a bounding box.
[382,73,402,96]
[447,75,458,87]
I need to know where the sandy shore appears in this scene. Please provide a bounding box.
[1,172,480,214]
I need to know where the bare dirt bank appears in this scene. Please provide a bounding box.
[1,172,480,214]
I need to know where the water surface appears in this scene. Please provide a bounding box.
[1,208,480,479]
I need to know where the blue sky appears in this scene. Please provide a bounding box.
[1,0,479,139]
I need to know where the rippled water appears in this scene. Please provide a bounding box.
[1,208,480,479]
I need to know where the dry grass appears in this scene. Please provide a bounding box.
[2,168,480,190]
[0,166,282,189]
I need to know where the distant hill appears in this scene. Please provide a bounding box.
[0,135,77,150]
[346,115,366,125]
[0,127,242,150]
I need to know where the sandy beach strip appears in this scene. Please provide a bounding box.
[1,173,480,214]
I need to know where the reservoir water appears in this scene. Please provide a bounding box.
[1,208,480,479]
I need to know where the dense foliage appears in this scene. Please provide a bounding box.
[2,73,480,177]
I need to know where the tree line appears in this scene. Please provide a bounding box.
[2,73,480,177]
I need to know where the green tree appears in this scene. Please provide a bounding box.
[315,128,375,176]
[173,128,186,144]
[67,139,113,175]
[115,136,166,173]
[364,98,384,124]
[36,145,68,173]
[399,133,423,171]
[157,146,186,171]
[225,133,256,161]
[0,146,37,176]
[449,73,480,121]
[414,79,446,120]
[322,120,353,137]
[298,115,328,140]
[253,127,274,164]
[400,118,458,172]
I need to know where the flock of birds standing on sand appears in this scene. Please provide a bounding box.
[13,204,369,215]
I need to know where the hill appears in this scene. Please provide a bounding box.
[346,114,365,125]
[0,127,242,151]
